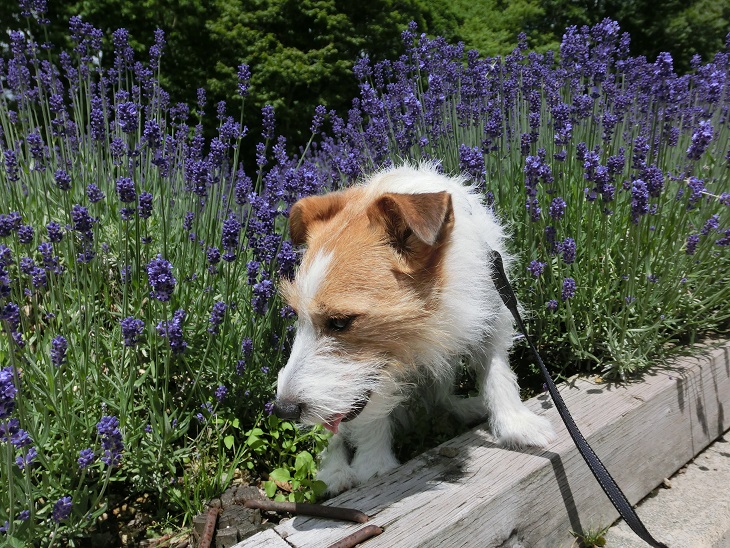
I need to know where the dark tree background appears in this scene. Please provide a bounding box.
[2,0,728,144]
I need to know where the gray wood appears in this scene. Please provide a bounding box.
[236,342,730,548]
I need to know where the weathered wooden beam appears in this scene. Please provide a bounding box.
[236,342,730,548]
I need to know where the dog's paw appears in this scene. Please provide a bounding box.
[350,451,399,485]
[493,409,556,449]
[317,465,358,496]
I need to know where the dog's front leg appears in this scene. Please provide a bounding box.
[480,310,557,448]
[346,415,400,487]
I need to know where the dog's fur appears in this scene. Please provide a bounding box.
[274,163,555,495]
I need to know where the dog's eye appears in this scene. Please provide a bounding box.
[326,316,354,332]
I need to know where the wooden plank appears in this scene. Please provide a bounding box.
[234,528,291,548]
[237,342,730,548]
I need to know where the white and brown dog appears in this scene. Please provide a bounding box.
[274,163,555,495]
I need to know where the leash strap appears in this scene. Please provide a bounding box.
[489,250,667,548]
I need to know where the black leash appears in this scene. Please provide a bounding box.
[489,250,668,548]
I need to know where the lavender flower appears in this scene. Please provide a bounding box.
[97,415,123,466]
[3,150,19,183]
[120,316,144,347]
[208,301,227,334]
[0,266,11,299]
[50,335,67,366]
[241,338,254,357]
[17,225,34,244]
[0,367,18,419]
[0,303,20,334]
[221,216,241,262]
[116,101,138,133]
[630,179,649,223]
[686,234,700,255]
[0,212,21,237]
[527,260,546,277]
[261,105,275,140]
[52,497,72,522]
[701,215,719,235]
[252,279,274,315]
[310,105,327,134]
[559,238,576,264]
[70,204,96,236]
[561,278,577,300]
[16,446,37,470]
[687,177,706,208]
[86,183,105,203]
[147,255,176,302]
[458,144,486,183]
[687,120,714,160]
[149,28,166,66]
[549,197,567,220]
[78,448,95,470]
[116,177,137,203]
[546,299,558,312]
[206,246,221,266]
[156,309,187,354]
[716,229,730,247]
[54,169,72,191]
[0,245,11,266]
[215,385,227,402]
[237,63,251,96]
[138,192,153,219]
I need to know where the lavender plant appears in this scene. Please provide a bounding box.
[0,5,332,543]
[314,20,730,377]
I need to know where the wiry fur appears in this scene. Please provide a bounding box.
[275,163,556,495]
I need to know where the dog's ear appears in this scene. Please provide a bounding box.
[368,191,454,251]
[289,192,347,246]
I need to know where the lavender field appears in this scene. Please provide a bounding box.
[0,4,728,544]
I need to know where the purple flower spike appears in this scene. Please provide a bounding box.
[237,64,251,97]
[52,496,72,522]
[549,197,567,220]
[97,415,123,467]
[687,120,714,160]
[138,192,153,219]
[78,448,96,470]
[51,335,67,367]
[561,278,577,301]
[208,301,227,334]
[527,260,546,278]
[120,317,144,347]
[54,169,72,191]
[147,255,176,302]
[116,177,137,203]
[156,309,187,354]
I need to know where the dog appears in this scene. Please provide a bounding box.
[273,163,556,495]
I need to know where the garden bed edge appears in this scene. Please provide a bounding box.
[234,341,730,548]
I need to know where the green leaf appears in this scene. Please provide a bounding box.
[263,480,277,498]
[295,451,314,474]
[268,467,291,482]
[224,435,235,450]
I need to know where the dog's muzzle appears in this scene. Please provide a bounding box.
[272,391,372,430]
[272,400,302,421]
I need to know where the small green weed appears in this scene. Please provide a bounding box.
[244,414,329,502]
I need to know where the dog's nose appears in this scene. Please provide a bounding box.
[273,400,302,420]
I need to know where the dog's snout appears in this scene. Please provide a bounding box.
[273,400,302,421]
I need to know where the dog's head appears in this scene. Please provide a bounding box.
[273,185,455,432]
